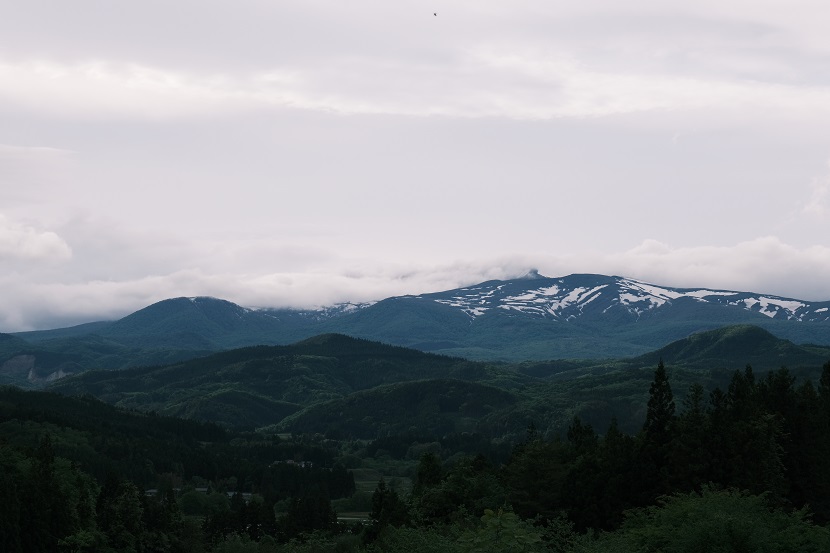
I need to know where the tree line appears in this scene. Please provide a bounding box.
[4,359,830,551]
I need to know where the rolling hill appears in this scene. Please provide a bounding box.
[47,326,830,438]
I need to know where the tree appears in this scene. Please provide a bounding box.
[97,480,145,553]
[502,440,569,521]
[0,465,22,553]
[595,488,830,553]
[371,478,408,527]
[669,383,710,491]
[279,484,336,539]
[566,416,597,457]
[457,509,545,553]
[412,452,442,496]
[643,359,675,445]
[363,478,410,543]
[639,360,676,502]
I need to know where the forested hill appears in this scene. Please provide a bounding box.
[6,356,830,551]
[47,334,518,430]
[644,324,830,369]
[0,385,356,551]
[46,327,830,439]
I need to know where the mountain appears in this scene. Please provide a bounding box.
[644,324,830,371]
[415,271,830,323]
[47,334,522,429]
[323,273,830,360]
[519,324,830,378]
[19,297,336,349]
[12,273,830,372]
[7,298,361,386]
[0,332,87,386]
[1,329,217,387]
[48,326,830,437]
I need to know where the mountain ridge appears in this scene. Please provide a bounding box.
[8,273,830,376]
[47,326,830,435]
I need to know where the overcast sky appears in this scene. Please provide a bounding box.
[3,1,830,331]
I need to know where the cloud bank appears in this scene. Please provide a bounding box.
[3,54,830,122]
[4,236,830,332]
[3,1,830,334]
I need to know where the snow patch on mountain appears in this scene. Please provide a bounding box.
[412,274,830,324]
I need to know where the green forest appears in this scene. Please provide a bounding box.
[4,354,830,552]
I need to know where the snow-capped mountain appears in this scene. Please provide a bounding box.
[11,272,830,366]
[411,272,830,323]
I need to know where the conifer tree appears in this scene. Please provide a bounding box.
[643,359,675,445]
[639,360,676,503]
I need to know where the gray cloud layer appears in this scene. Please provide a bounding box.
[2,1,830,330]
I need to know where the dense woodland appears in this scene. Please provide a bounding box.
[4,356,830,552]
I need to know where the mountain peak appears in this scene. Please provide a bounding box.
[644,324,821,370]
[517,269,545,280]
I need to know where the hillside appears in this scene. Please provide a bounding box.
[0,331,214,387]
[48,326,830,438]
[645,324,830,370]
[0,332,88,386]
[48,334,525,429]
[275,378,519,438]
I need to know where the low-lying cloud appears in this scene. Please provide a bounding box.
[596,237,830,300]
[4,236,830,332]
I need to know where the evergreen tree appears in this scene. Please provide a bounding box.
[643,359,675,444]
[566,416,597,457]
[0,466,22,553]
[669,383,710,491]
[364,478,410,543]
[411,452,442,498]
[639,360,676,502]
[502,440,569,522]
[818,360,830,407]
[97,479,146,553]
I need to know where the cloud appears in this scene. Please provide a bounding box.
[5,2,830,124]
[595,237,830,300]
[0,143,75,161]
[4,50,830,123]
[0,61,250,119]
[4,2,830,332]
[0,214,72,262]
[4,237,830,332]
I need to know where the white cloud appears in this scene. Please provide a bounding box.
[5,1,830,124]
[596,237,830,300]
[0,61,251,119]
[0,143,75,161]
[3,49,830,123]
[4,237,830,332]
[4,2,830,332]
[0,214,72,262]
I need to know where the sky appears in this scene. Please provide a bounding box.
[4,1,830,331]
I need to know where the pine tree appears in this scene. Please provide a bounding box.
[643,359,675,445]
[639,360,676,503]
